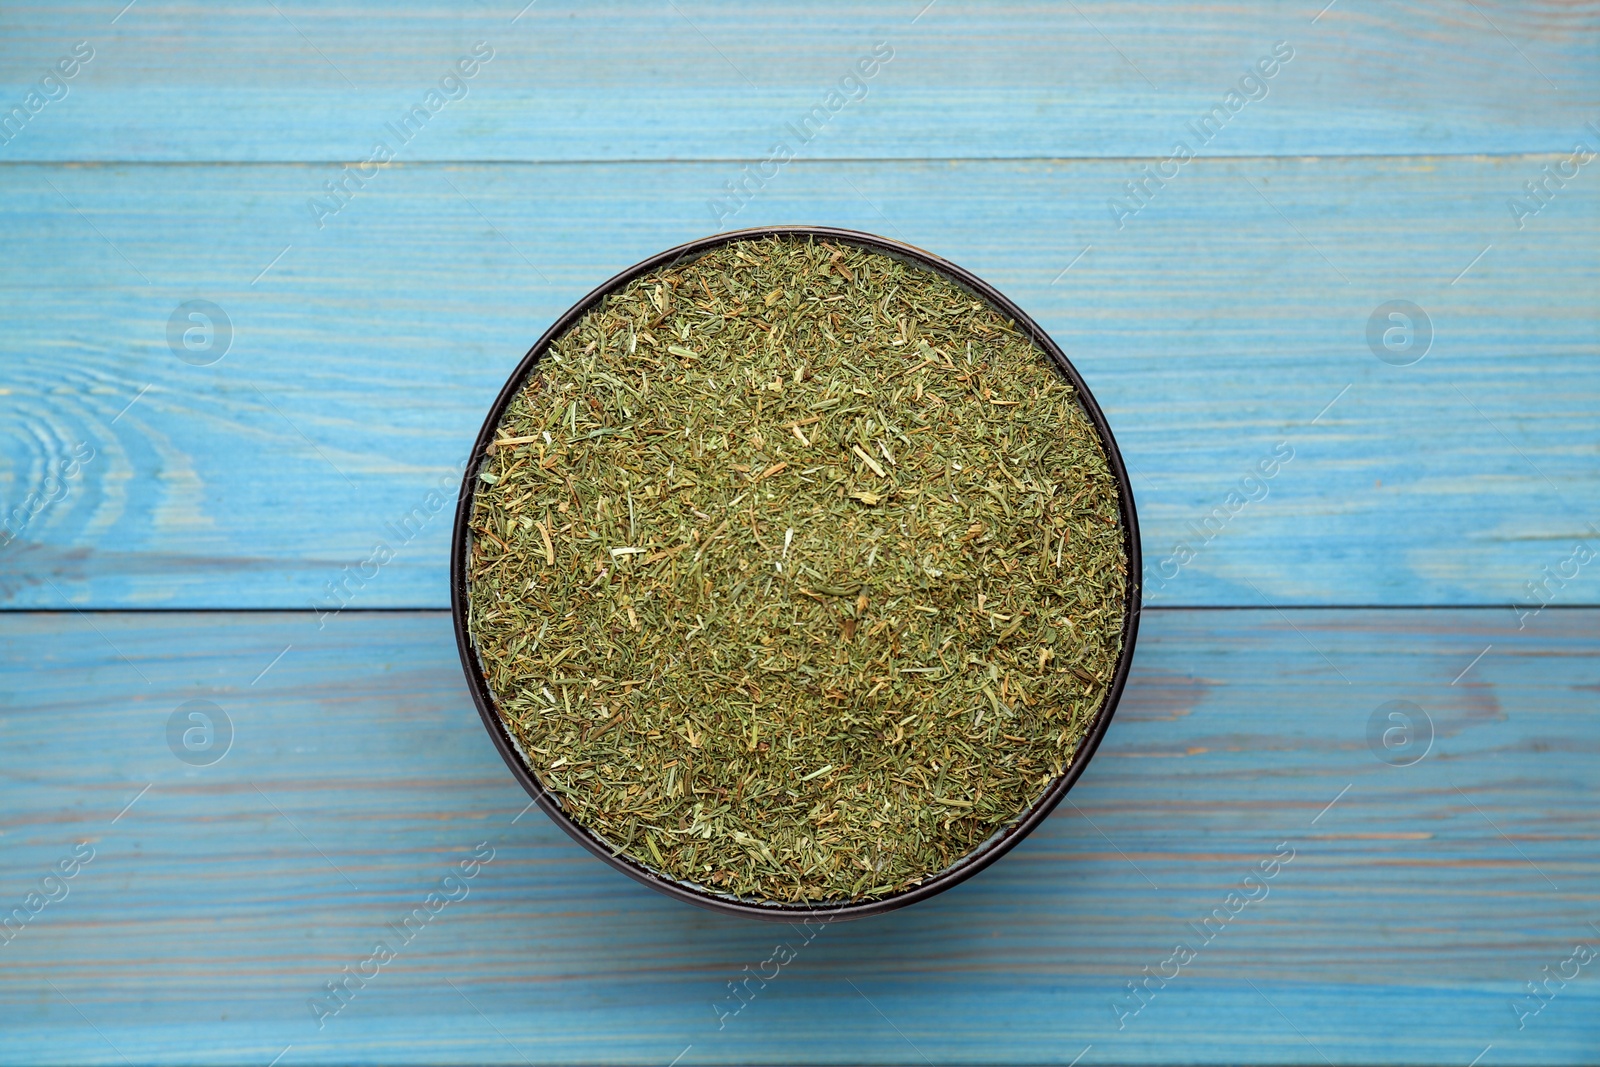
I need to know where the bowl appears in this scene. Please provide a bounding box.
[450,226,1141,921]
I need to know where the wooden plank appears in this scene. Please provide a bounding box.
[0,1,1595,162]
[1,608,1595,1064]
[2,157,1594,609]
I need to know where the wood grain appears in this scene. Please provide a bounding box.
[1,157,1595,610]
[0,1,1595,162]
[1,609,1594,1064]
[3,3,1598,1062]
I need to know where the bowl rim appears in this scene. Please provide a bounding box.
[450,225,1142,921]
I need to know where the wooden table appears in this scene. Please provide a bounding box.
[2,2,1595,1063]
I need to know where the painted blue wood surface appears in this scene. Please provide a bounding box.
[0,1,1595,162]
[3,0,1598,1062]
[1,158,1595,609]
[1,609,1596,1065]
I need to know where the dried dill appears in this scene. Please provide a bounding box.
[466,235,1127,904]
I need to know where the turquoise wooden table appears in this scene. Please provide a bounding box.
[3,2,1597,1064]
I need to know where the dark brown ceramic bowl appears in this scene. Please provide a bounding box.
[451,227,1141,921]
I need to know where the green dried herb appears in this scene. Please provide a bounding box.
[467,235,1127,904]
